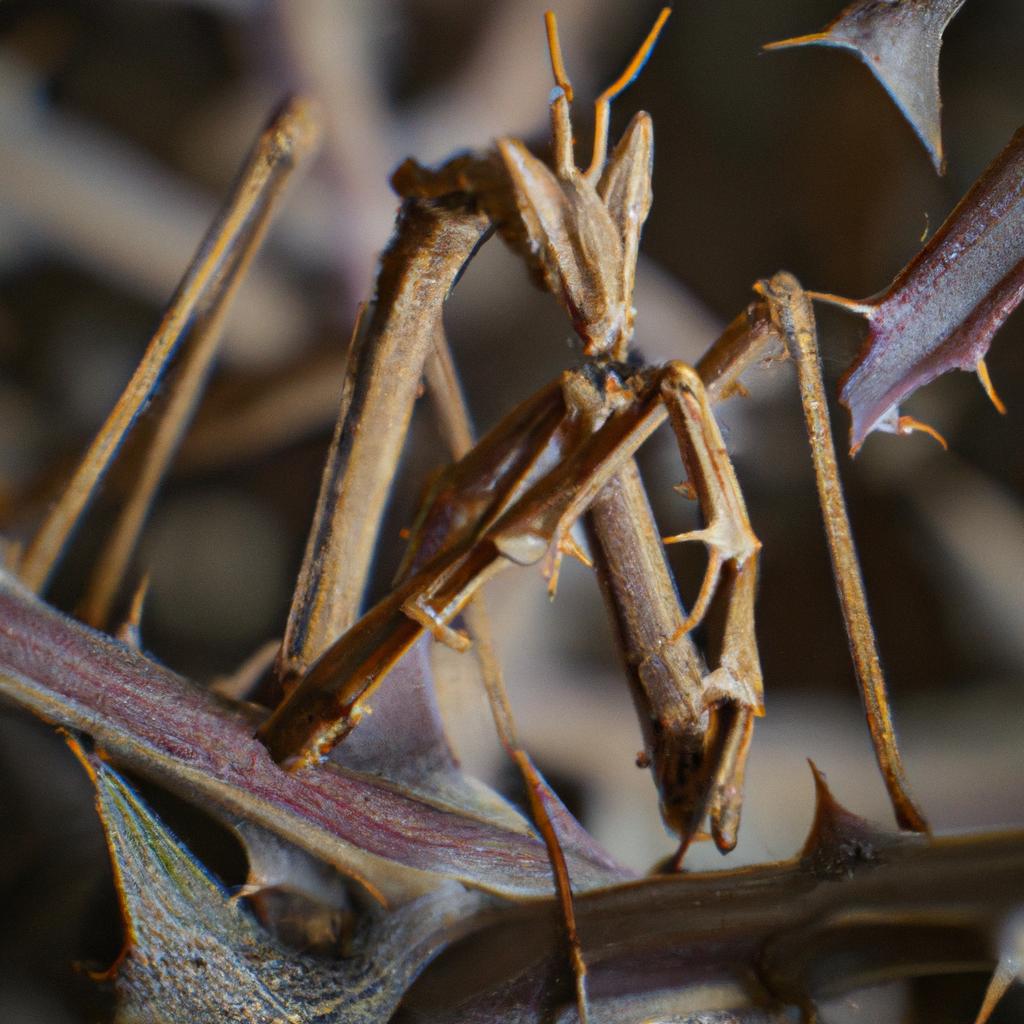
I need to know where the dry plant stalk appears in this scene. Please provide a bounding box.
[16,97,322,610]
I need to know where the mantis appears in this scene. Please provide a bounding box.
[259,7,766,858]
[253,9,927,1020]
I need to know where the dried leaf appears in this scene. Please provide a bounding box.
[71,741,480,1023]
[839,123,1024,449]
[766,0,966,173]
[0,570,629,901]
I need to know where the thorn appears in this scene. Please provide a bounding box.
[230,882,264,903]
[210,638,280,701]
[762,32,829,52]
[974,955,1022,1024]
[804,290,875,316]
[115,573,150,650]
[559,531,593,570]
[976,358,1007,416]
[662,526,711,547]
[799,761,905,880]
[546,532,593,600]
[896,415,948,450]
[673,480,697,501]
[975,911,1024,1023]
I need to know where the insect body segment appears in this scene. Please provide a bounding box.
[392,34,655,361]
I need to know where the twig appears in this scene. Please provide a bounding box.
[17,97,322,599]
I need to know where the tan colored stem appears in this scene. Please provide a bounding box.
[18,97,321,598]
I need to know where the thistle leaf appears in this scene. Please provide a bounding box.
[766,0,966,173]
[0,571,629,901]
[70,740,481,1023]
[839,123,1024,449]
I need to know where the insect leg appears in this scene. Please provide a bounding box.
[277,199,490,685]
[260,374,667,769]
[583,457,714,852]
[578,361,763,856]
[260,378,571,766]
[658,363,761,657]
[758,270,928,834]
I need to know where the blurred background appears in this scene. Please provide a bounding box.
[0,0,1022,1020]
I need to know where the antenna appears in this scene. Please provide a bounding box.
[544,10,574,102]
[587,7,671,180]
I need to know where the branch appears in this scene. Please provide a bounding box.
[0,571,626,904]
[399,774,1024,1021]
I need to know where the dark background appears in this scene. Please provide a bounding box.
[0,1,1022,1020]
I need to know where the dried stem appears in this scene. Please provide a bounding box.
[17,97,322,598]
[0,570,624,901]
[400,786,1022,1021]
[0,570,1016,1020]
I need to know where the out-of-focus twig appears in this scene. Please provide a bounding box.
[0,52,311,364]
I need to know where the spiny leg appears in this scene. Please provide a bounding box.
[656,363,763,860]
[758,271,928,834]
[592,308,782,858]
[659,363,762,657]
[422,319,592,1023]
[562,359,763,858]
[578,308,781,856]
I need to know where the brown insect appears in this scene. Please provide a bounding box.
[259,6,766,863]
[253,13,769,1017]
[258,0,925,887]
